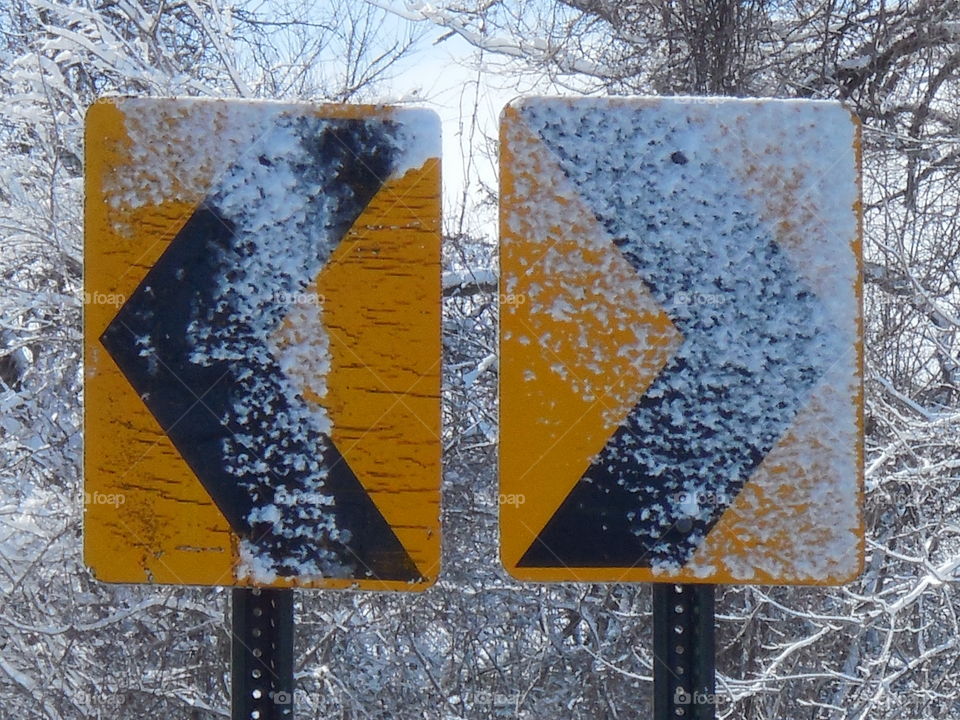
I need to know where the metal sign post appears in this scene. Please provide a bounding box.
[653,584,716,720]
[232,588,295,720]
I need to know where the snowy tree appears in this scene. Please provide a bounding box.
[2,0,959,718]
[394,1,960,718]
[0,2,429,717]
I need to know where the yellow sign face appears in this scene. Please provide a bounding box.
[500,97,864,585]
[85,98,441,590]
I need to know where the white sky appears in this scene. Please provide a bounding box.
[373,16,549,243]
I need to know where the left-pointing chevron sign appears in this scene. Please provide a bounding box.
[499,96,864,586]
[84,98,441,590]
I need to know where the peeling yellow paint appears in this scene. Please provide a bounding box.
[85,99,442,589]
[84,100,235,585]
[499,107,683,582]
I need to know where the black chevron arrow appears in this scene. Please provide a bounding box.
[517,103,842,570]
[101,115,421,581]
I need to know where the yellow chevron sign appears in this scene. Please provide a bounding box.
[85,98,441,590]
[500,97,864,585]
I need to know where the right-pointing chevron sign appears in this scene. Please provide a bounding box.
[499,97,863,585]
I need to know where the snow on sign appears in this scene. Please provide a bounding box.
[84,98,441,590]
[499,97,864,585]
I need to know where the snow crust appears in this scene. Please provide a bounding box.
[105,98,438,582]
[506,97,861,580]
